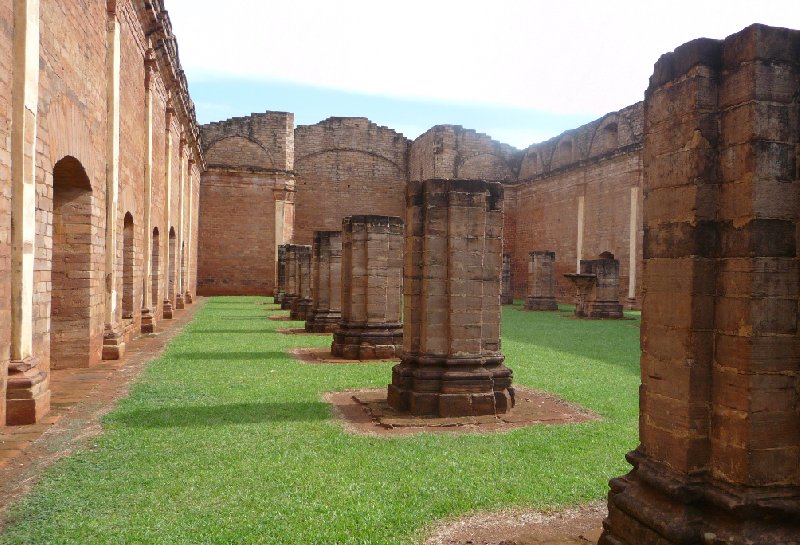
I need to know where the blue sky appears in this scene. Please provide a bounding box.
[169,0,800,149]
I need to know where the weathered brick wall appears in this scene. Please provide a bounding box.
[0,0,12,423]
[507,103,644,303]
[293,117,409,244]
[197,112,295,295]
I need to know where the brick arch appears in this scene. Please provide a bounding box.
[588,114,635,157]
[549,136,576,170]
[121,213,134,319]
[295,148,405,175]
[205,135,275,170]
[45,95,102,186]
[455,152,515,181]
[519,147,543,179]
[151,227,160,308]
[167,227,177,301]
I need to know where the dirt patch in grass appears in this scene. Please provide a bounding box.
[323,386,599,437]
[276,328,332,336]
[422,502,605,545]
[267,314,292,321]
[288,347,400,364]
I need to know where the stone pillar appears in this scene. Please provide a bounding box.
[184,158,195,305]
[274,244,288,305]
[627,185,639,307]
[7,0,50,425]
[306,231,342,333]
[576,194,585,272]
[331,215,403,360]
[289,245,312,321]
[600,24,800,545]
[580,258,623,318]
[281,245,298,311]
[500,253,513,304]
[140,51,156,334]
[388,179,514,417]
[162,107,174,320]
[174,142,186,311]
[102,5,125,360]
[524,251,558,311]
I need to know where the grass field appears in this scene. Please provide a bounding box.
[1,297,641,545]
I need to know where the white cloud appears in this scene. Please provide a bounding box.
[168,0,800,116]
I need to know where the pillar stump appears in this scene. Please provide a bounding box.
[581,258,623,318]
[524,251,558,311]
[306,231,342,333]
[280,244,299,311]
[388,179,514,417]
[600,24,800,545]
[501,253,513,304]
[274,244,287,305]
[289,245,312,320]
[331,215,403,360]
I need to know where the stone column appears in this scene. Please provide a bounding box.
[174,142,186,310]
[102,5,125,360]
[524,251,558,311]
[580,258,623,318]
[500,253,513,304]
[332,215,403,360]
[388,179,514,417]
[600,24,800,545]
[280,244,298,311]
[274,244,288,305]
[162,107,174,320]
[7,0,50,425]
[306,231,342,333]
[184,158,195,305]
[289,245,312,321]
[140,51,156,333]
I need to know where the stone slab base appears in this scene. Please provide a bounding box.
[140,311,156,334]
[501,295,514,305]
[587,301,623,319]
[331,323,403,360]
[163,301,174,319]
[185,292,193,305]
[290,298,313,321]
[6,358,51,426]
[102,326,126,361]
[305,311,341,333]
[273,292,284,305]
[324,386,598,436]
[280,294,298,311]
[525,297,559,311]
[175,294,185,310]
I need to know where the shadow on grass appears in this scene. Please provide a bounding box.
[185,329,270,334]
[174,351,287,362]
[111,401,329,428]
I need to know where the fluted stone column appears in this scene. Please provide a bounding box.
[306,231,342,333]
[524,251,558,311]
[388,179,514,417]
[331,216,403,360]
[600,24,800,545]
[581,258,623,318]
[281,245,299,311]
[289,245,312,320]
[500,253,513,304]
[274,244,287,305]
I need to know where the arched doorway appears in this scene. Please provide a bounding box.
[164,227,176,318]
[121,213,134,319]
[151,227,160,307]
[51,157,94,369]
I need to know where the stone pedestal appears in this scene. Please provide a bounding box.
[600,24,800,545]
[140,307,156,334]
[524,251,558,311]
[581,258,623,318]
[306,231,342,333]
[6,356,51,426]
[274,244,288,305]
[331,215,403,360]
[289,245,312,321]
[175,293,185,310]
[388,179,514,417]
[185,291,193,304]
[281,244,299,311]
[500,253,513,304]
[162,299,173,319]
[564,273,596,318]
[101,323,126,360]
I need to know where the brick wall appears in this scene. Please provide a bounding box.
[0,0,12,423]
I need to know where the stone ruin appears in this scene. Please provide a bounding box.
[273,244,287,305]
[280,245,300,311]
[388,179,514,417]
[524,251,558,311]
[580,258,624,319]
[331,215,404,360]
[305,231,343,333]
[289,245,313,321]
[501,253,513,305]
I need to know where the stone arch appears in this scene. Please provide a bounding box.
[588,114,635,157]
[151,227,160,307]
[295,148,405,176]
[45,95,101,186]
[519,148,543,179]
[121,213,134,319]
[205,135,275,170]
[51,156,95,369]
[599,251,615,260]
[551,138,574,169]
[455,153,515,181]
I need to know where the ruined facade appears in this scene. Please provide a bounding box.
[0,0,202,425]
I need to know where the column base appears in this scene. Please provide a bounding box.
[331,322,403,360]
[290,298,313,321]
[102,323,126,360]
[588,300,624,319]
[281,294,298,311]
[141,308,156,334]
[273,291,285,305]
[6,356,51,426]
[305,310,341,333]
[625,297,637,310]
[0,358,6,426]
[524,296,559,311]
[600,449,800,545]
[185,291,193,305]
[163,300,173,320]
[175,293,185,310]
[387,354,514,417]
[500,295,514,305]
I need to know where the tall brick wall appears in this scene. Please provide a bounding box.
[293,117,409,244]
[0,0,12,424]
[197,112,295,295]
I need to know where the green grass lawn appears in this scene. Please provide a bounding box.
[1,297,641,545]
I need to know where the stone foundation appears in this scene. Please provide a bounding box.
[330,215,403,360]
[524,251,558,311]
[5,357,51,426]
[388,179,514,417]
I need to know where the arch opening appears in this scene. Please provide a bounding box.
[151,227,160,307]
[167,227,176,302]
[122,213,134,319]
